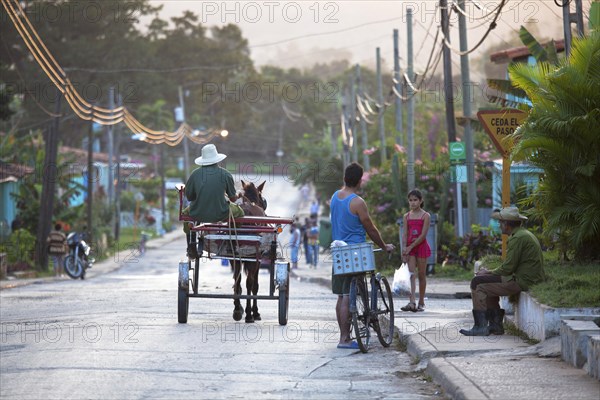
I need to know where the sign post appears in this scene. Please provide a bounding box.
[477,109,527,256]
[449,141,466,236]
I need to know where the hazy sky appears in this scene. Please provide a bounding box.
[154,1,587,76]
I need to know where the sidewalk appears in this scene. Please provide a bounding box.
[290,260,600,399]
[0,229,182,290]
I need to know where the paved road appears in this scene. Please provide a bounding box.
[1,176,444,399]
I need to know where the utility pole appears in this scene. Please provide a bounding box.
[376,47,387,165]
[35,91,61,270]
[356,64,370,171]
[407,8,415,190]
[86,119,93,245]
[107,87,114,206]
[349,74,358,162]
[178,85,190,179]
[160,144,166,228]
[341,99,350,166]
[458,0,478,233]
[563,0,586,56]
[393,28,403,147]
[441,0,462,237]
[114,93,123,242]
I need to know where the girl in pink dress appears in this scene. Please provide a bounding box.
[401,189,431,312]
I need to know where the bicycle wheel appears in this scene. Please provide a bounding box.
[374,276,395,347]
[350,276,370,353]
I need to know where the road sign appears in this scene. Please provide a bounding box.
[449,165,468,183]
[449,142,466,161]
[477,109,527,155]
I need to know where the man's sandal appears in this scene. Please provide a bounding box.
[401,302,417,312]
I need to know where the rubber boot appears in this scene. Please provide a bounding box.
[186,231,198,259]
[459,310,490,336]
[488,308,505,335]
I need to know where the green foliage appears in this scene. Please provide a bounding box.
[508,31,600,260]
[439,224,501,269]
[529,260,600,308]
[0,229,36,267]
[292,134,343,209]
[361,166,402,227]
[120,191,136,213]
[130,178,161,206]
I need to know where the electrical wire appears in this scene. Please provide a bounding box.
[440,0,508,56]
[1,0,220,147]
[249,15,403,48]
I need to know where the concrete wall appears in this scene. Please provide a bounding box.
[561,320,600,369]
[588,335,600,381]
[514,292,600,341]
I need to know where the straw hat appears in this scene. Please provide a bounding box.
[194,144,227,166]
[490,207,528,221]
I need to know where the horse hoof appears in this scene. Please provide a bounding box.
[252,312,261,321]
[233,306,244,321]
[245,315,255,323]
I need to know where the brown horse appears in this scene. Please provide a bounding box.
[231,180,267,323]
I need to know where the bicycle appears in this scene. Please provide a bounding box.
[349,270,395,353]
[331,242,395,353]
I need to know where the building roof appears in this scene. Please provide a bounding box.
[0,161,34,183]
[490,39,565,64]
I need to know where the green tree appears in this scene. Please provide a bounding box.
[508,31,600,260]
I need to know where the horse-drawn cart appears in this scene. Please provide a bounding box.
[177,186,294,325]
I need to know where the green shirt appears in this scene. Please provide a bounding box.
[491,227,545,291]
[185,164,236,223]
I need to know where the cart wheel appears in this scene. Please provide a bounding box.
[193,257,200,294]
[278,287,289,326]
[178,261,190,324]
[178,287,189,324]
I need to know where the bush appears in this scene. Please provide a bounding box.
[0,229,36,269]
[439,224,500,269]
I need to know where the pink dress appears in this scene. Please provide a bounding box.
[406,213,431,258]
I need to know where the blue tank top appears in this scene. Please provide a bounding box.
[330,190,366,244]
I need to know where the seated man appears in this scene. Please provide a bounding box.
[183,144,244,258]
[460,207,545,336]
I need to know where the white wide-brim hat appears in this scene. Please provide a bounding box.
[194,144,227,166]
[491,206,528,221]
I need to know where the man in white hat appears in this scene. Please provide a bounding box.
[460,206,545,336]
[184,144,244,258]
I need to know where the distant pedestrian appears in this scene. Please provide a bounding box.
[307,220,319,268]
[460,207,545,336]
[301,218,311,264]
[401,189,431,313]
[310,199,320,220]
[47,223,68,277]
[300,184,310,206]
[288,223,301,269]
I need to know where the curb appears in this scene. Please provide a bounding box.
[426,358,487,400]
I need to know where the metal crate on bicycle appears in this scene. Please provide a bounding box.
[331,242,376,275]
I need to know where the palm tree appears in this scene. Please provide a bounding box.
[507,31,600,260]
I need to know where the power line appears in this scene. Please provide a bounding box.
[440,0,508,56]
[249,15,404,48]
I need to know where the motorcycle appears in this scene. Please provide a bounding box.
[63,232,94,279]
